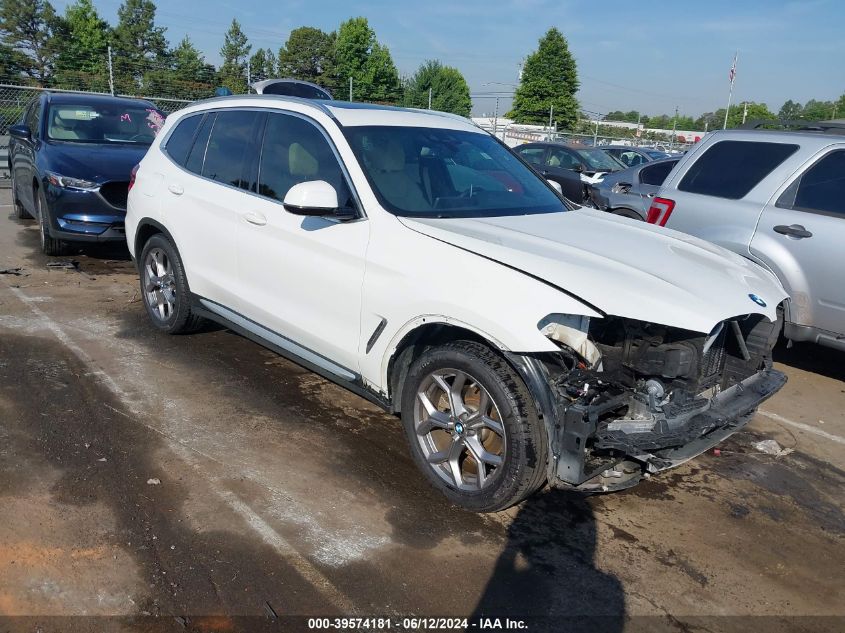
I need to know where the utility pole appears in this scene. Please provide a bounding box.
[492,97,499,138]
[548,105,554,137]
[107,46,115,96]
[593,118,599,147]
[670,105,678,152]
[246,59,251,93]
[742,101,749,125]
[428,87,432,109]
[349,77,353,101]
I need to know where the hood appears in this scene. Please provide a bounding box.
[44,141,149,183]
[399,208,787,334]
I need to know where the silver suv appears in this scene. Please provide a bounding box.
[648,127,845,351]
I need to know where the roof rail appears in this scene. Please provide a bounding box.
[740,119,845,135]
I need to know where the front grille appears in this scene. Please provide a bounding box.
[99,181,130,209]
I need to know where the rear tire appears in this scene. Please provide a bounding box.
[139,233,204,334]
[36,188,68,256]
[400,340,548,512]
[11,176,31,219]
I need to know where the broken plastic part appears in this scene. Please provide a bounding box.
[538,313,602,367]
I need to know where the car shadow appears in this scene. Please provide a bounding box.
[470,489,625,632]
[773,338,844,382]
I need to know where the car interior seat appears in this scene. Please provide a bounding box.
[50,111,81,140]
[365,138,429,211]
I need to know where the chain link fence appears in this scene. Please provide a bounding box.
[0,83,193,184]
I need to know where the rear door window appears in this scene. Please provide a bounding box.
[163,114,202,166]
[202,110,263,190]
[678,140,798,199]
[640,160,678,186]
[776,150,845,216]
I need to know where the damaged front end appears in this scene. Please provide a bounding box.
[509,311,786,492]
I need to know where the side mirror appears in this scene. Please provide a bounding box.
[9,124,31,141]
[574,164,584,173]
[547,179,563,195]
[282,180,355,220]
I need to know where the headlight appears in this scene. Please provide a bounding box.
[46,172,99,190]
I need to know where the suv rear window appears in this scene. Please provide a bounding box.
[640,160,677,186]
[678,140,798,199]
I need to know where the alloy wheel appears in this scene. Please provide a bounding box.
[143,247,177,322]
[413,368,506,491]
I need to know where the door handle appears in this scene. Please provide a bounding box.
[241,211,267,226]
[168,183,184,196]
[773,224,812,239]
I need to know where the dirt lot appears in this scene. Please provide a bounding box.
[0,190,843,633]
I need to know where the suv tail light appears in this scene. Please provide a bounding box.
[128,164,140,193]
[646,197,675,226]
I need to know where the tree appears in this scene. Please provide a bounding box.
[711,102,775,128]
[248,47,275,83]
[508,28,580,128]
[778,99,803,120]
[802,99,835,121]
[218,18,250,93]
[333,17,399,102]
[403,59,471,117]
[168,35,215,98]
[0,41,26,81]
[0,0,60,84]
[277,26,334,85]
[52,0,111,92]
[113,0,168,91]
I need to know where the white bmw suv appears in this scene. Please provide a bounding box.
[127,96,788,512]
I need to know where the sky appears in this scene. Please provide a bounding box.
[55,0,845,117]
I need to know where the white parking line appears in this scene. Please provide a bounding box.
[758,409,845,445]
[1,280,358,614]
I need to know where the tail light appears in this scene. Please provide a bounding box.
[128,164,140,192]
[646,197,675,226]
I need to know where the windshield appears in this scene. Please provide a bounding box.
[47,103,164,144]
[344,126,567,217]
[575,147,625,171]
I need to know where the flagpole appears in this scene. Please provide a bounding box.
[723,51,738,129]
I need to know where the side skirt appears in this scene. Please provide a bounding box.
[191,295,392,412]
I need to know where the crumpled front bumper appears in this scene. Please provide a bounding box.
[507,353,786,493]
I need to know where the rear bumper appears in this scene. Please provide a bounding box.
[507,354,786,492]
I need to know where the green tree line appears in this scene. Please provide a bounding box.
[605,94,845,132]
[0,0,472,116]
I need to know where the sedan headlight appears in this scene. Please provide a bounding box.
[46,171,99,190]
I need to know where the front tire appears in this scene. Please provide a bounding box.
[36,188,68,256]
[400,341,548,512]
[139,234,204,334]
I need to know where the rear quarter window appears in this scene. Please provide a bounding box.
[678,140,799,199]
[640,160,677,186]
[163,114,202,166]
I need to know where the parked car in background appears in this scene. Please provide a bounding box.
[648,126,845,351]
[515,141,626,204]
[8,92,164,255]
[602,145,671,168]
[590,157,680,220]
[126,96,787,511]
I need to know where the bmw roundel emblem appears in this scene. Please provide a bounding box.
[748,294,767,307]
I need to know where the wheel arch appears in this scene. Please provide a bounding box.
[609,206,645,220]
[134,218,179,268]
[385,321,509,414]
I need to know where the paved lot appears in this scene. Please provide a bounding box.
[0,189,843,632]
